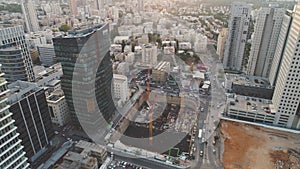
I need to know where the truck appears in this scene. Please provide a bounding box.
[198,129,202,139]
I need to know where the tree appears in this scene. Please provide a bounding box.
[121,40,126,53]
[131,43,135,52]
[59,24,71,32]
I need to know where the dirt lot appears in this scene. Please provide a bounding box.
[220,120,300,169]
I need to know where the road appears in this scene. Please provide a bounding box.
[197,46,226,169]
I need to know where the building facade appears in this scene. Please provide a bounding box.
[223,2,251,71]
[142,44,157,67]
[247,7,285,77]
[37,44,56,67]
[0,66,30,169]
[47,89,70,126]
[269,10,293,86]
[0,26,35,83]
[272,1,300,129]
[113,74,129,105]
[53,24,115,129]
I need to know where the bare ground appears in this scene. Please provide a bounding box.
[220,120,300,169]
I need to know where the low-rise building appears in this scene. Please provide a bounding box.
[54,140,107,169]
[152,61,170,82]
[225,73,274,99]
[178,42,192,50]
[113,74,129,106]
[37,44,56,66]
[47,89,70,126]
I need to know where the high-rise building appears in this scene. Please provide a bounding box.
[53,24,115,129]
[269,10,293,86]
[0,65,30,169]
[0,25,35,83]
[21,0,39,33]
[272,2,300,129]
[217,28,228,60]
[69,0,78,17]
[7,81,55,168]
[247,7,285,77]
[223,2,251,71]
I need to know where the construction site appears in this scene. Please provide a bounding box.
[119,90,198,159]
[220,120,300,169]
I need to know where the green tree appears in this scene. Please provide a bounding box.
[59,24,71,32]
[131,43,135,52]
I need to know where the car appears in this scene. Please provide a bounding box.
[54,131,59,134]
[200,108,204,112]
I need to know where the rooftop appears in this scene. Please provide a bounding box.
[75,140,106,154]
[227,94,275,115]
[226,73,273,89]
[154,61,170,71]
[7,81,40,104]
[55,24,106,38]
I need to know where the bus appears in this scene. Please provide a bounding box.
[198,129,202,139]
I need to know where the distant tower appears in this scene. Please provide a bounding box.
[69,0,78,17]
[247,7,285,77]
[138,0,144,13]
[223,2,251,71]
[21,0,39,32]
[95,0,104,11]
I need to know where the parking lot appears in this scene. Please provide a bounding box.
[108,160,149,169]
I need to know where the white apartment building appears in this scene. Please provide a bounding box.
[247,7,285,77]
[113,74,129,105]
[269,10,293,86]
[272,1,300,129]
[0,65,30,169]
[125,52,135,65]
[217,28,228,60]
[142,44,157,67]
[223,2,251,71]
[47,90,70,126]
